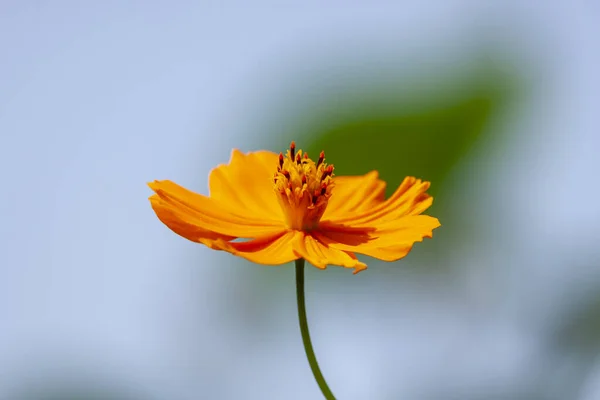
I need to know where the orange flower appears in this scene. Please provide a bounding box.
[148,142,440,273]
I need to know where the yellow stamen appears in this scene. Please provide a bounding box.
[273,142,335,230]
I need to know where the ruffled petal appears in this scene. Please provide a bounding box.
[201,230,300,265]
[316,176,440,263]
[322,171,386,220]
[322,176,433,226]
[316,215,440,262]
[292,233,367,274]
[149,180,286,239]
[209,150,284,222]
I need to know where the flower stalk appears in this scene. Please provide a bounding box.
[295,258,336,400]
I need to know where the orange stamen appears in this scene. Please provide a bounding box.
[317,151,324,168]
[273,141,335,230]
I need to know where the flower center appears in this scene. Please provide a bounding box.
[273,142,335,230]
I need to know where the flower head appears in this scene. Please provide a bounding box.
[148,142,440,273]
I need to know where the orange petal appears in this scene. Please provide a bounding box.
[322,171,386,220]
[150,195,234,242]
[322,176,433,226]
[201,230,300,265]
[149,180,286,238]
[292,233,367,274]
[316,215,441,262]
[209,150,284,222]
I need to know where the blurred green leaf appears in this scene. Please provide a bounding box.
[553,288,600,351]
[302,72,513,199]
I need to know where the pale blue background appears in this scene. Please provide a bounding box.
[1,1,599,399]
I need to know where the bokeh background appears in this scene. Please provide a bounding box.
[1,1,599,399]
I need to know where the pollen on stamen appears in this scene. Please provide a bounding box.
[317,151,324,168]
[273,141,335,230]
[321,165,334,180]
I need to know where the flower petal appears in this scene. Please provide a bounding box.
[201,230,300,265]
[322,176,433,226]
[316,215,441,262]
[149,195,234,242]
[149,180,286,238]
[292,233,367,274]
[209,150,284,221]
[317,176,440,263]
[322,171,386,220]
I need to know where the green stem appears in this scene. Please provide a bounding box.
[295,258,336,400]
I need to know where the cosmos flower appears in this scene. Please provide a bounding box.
[148,142,440,273]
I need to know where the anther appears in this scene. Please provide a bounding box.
[320,183,327,196]
[317,151,325,168]
[278,153,284,168]
[304,153,309,159]
[321,165,334,180]
[301,175,307,185]
[296,153,301,164]
[312,190,320,204]
[282,170,290,180]
[290,141,296,159]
